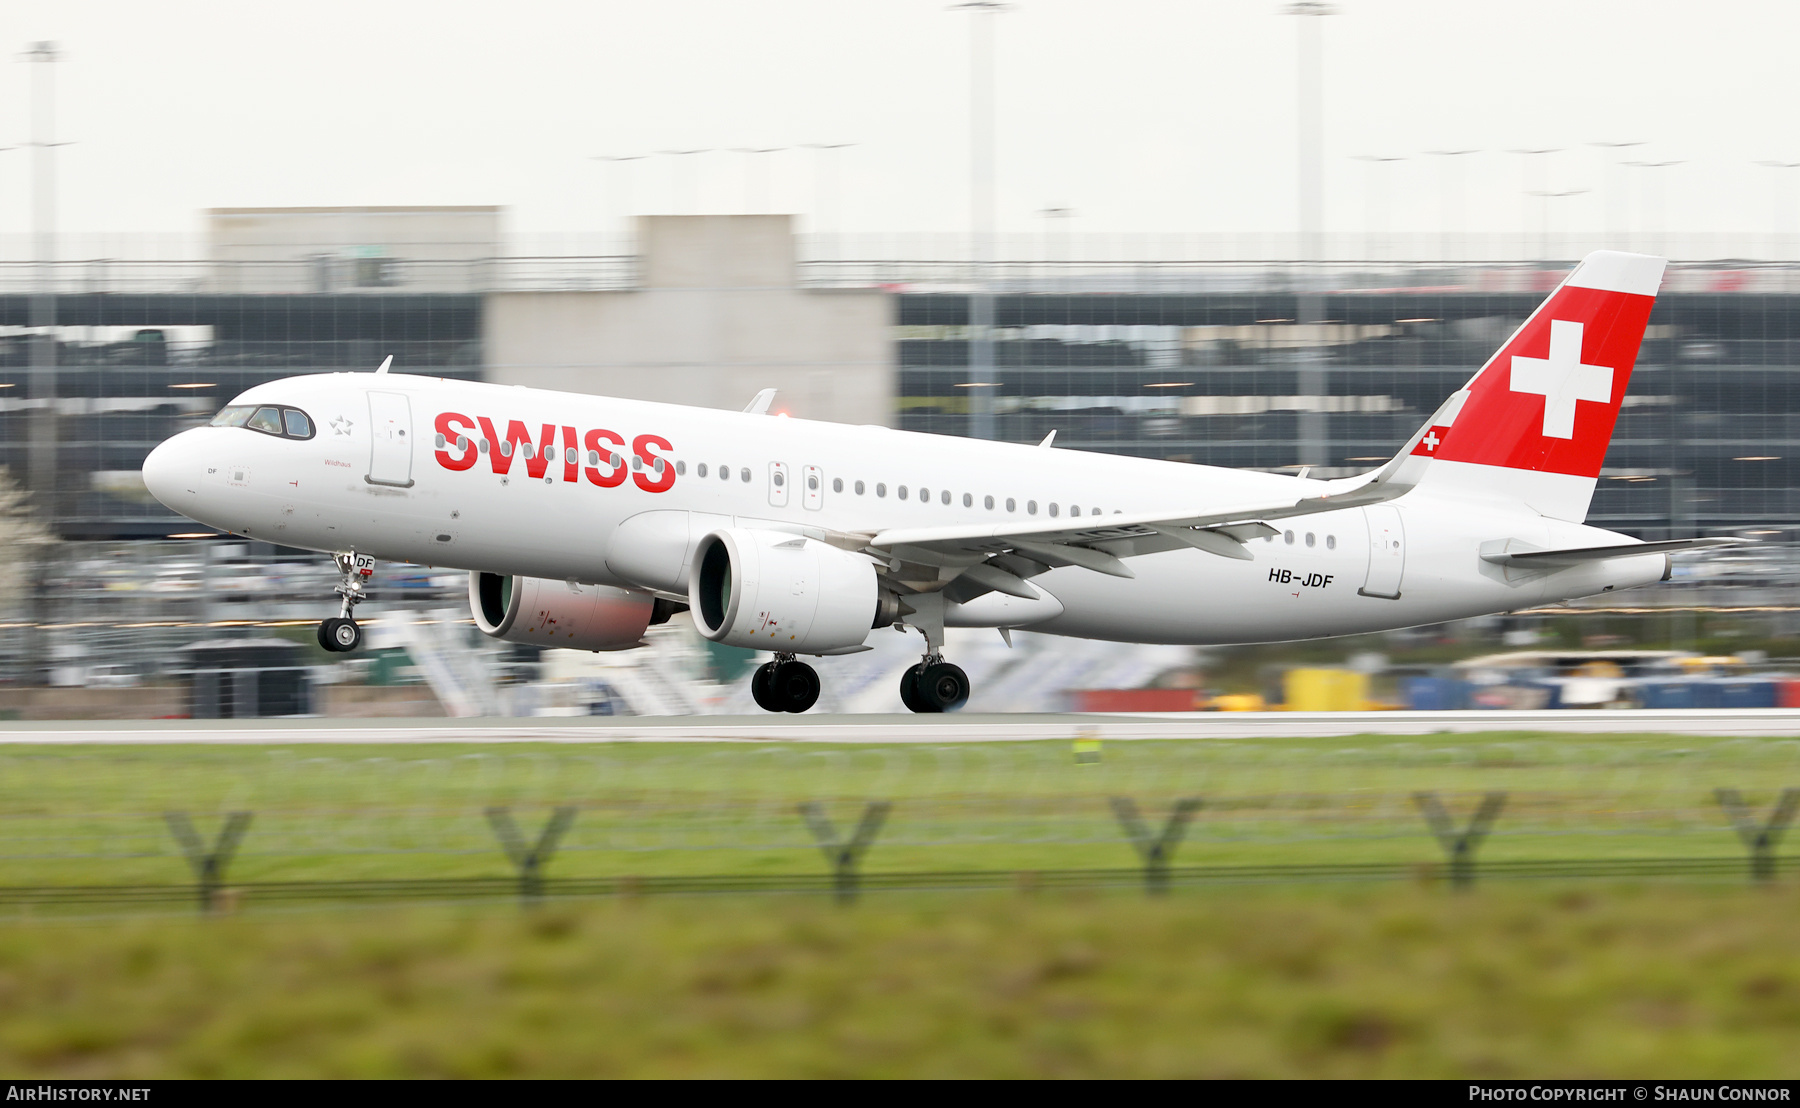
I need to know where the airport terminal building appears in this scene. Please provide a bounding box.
[2,208,1795,549]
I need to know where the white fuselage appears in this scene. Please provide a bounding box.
[142,372,1666,646]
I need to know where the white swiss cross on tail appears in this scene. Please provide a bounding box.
[1509,319,1612,439]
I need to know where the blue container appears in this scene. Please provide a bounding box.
[1638,680,1695,710]
[1690,680,1725,709]
[1716,677,1777,709]
[1402,676,1469,711]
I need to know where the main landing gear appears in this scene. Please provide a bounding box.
[899,657,970,713]
[752,654,821,713]
[316,551,372,653]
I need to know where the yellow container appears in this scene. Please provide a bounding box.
[1207,693,1267,712]
[1283,668,1370,712]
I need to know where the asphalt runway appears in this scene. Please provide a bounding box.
[2,709,1799,743]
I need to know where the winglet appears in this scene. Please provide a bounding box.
[1038,430,1057,448]
[743,388,777,414]
[375,355,392,375]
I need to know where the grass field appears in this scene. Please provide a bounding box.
[1,733,1797,887]
[2,883,1798,1078]
[3,735,1798,1078]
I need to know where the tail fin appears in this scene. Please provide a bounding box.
[1406,250,1666,522]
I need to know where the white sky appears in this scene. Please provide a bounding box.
[0,0,1793,239]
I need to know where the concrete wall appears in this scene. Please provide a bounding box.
[485,215,893,425]
[207,206,502,294]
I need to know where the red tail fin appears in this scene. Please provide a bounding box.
[1406,251,1665,521]
[1416,251,1663,477]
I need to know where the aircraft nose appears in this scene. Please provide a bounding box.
[142,431,198,509]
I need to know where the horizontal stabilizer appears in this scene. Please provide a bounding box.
[1481,536,1739,567]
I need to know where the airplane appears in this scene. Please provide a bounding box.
[141,249,1733,713]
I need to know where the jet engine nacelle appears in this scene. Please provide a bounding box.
[688,528,883,654]
[468,572,653,651]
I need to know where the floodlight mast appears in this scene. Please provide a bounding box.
[1754,160,1800,260]
[952,1,1011,440]
[1423,150,1478,262]
[1589,141,1645,248]
[1284,2,1335,468]
[23,41,61,522]
[1352,155,1404,260]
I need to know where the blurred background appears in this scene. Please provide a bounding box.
[3,0,1800,720]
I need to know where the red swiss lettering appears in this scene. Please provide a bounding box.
[434,412,479,471]
[633,434,676,493]
[562,426,579,484]
[584,428,627,488]
[477,417,557,479]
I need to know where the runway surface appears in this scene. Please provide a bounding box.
[2,709,1799,743]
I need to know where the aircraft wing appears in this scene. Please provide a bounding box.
[863,463,1412,600]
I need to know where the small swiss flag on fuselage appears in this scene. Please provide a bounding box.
[1425,253,1662,480]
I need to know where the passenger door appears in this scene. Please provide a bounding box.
[1359,504,1405,599]
[366,392,415,488]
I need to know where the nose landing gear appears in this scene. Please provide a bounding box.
[751,654,821,713]
[317,551,373,653]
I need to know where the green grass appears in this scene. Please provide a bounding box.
[1,883,1798,1077]
[2,734,1798,887]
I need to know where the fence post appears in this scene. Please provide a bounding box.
[163,810,253,913]
[485,805,578,906]
[798,801,891,904]
[1715,788,1799,883]
[1109,797,1203,895]
[1413,791,1506,889]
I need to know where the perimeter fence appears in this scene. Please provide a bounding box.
[0,737,1797,910]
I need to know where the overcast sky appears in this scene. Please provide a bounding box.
[0,0,1793,240]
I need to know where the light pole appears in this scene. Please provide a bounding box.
[1285,1,1335,468]
[1527,188,1589,261]
[952,1,1010,441]
[1423,149,1477,262]
[1286,2,1335,265]
[23,41,61,524]
[803,142,856,238]
[1508,148,1561,260]
[1754,160,1800,260]
[591,154,646,238]
[1589,141,1645,248]
[1037,206,1074,285]
[732,147,786,214]
[656,149,711,215]
[1626,160,1683,258]
[1352,155,1404,260]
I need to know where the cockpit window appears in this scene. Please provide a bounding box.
[218,403,317,440]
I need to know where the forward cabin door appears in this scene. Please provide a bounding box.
[1359,505,1406,599]
[366,392,415,488]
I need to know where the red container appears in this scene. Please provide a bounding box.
[1776,678,1800,708]
[1070,689,1201,713]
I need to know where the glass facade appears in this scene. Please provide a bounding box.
[0,294,483,538]
[897,286,1800,541]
